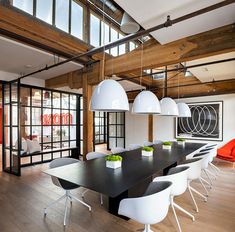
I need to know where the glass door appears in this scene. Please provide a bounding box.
[107,112,125,150]
[2,80,21,176]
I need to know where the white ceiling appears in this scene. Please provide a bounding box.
[115,0,235,44]
[186,52,235,83]
[0,36,83,80]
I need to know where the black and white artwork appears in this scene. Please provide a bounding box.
[176,101,223,141]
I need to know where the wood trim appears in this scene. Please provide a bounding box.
[148,114,153,143]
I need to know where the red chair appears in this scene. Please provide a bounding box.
[217,139,235,162]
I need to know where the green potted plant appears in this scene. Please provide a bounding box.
[177,138,186,145]
[142,146,154,157]
[105,155,123,169]
[162,141,173,150]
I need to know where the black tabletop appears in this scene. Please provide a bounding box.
[44,142,205,198]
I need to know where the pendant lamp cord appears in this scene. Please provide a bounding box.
[178,65,180,99]
[102,0,106,80]
[140,36,144,90]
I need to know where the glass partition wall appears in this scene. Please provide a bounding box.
[2,83,81,176]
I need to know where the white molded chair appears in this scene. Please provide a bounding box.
[178,158,207,213]
[118,181,172,232]
[82,152,107,205]
[200,146,220,174]
[143,141,154,147]
[111,147,128,154]
[128,144,142,150]
[192,151,214,192]
[44,158,91,226]
[154,166,194,232]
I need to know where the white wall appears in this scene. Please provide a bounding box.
[125,105,148,147]
[126,94,235,147]
[0,70,45,87]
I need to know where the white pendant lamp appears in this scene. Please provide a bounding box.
[132,90,161,114]
[90,79,129,112]
[177,102,191,117]
[121,12,140,34]
[160,97,179,116]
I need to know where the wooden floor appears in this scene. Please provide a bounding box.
[0,160,234,232]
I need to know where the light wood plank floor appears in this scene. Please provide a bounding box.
[0,160,234,232]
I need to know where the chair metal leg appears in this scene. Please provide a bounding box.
[190,186,207,202]
[201,177,212,189]
[81,189,89,198]
[199,178,209,196]
[69,193,91,211]
[209,162,220,173]
[44,194,66,215]
[187,182,199,213]
[143,224,153,232]
[203,169,213,186]
[170,197,182,232]
[206,169,217,180]
[173,202,195,222]
[100,194,103,205]
[63,195,69,226]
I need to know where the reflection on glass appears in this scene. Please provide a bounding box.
[20,87,30,105]
[32,108,41,125]
[13,0,33,15]
[36,0,53,24]
[21,107,30,126]
[71,1,83,39]
[12,104,18,126]
[55,0,69,32]
[53,92,61,108]
[70,126,76,140]
[32,89,41,107]
[4,105,10,126]
[70,95,77,109]
[90,13,100,47]
[62,93,69,109]
[101,22,110,45]
[43,90,52,107]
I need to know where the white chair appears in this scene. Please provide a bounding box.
[82,152,107,205]
[143,141,154,147]
[178,158,207,213]
[111,147,128,154]
[44,158,91,226]
[154,166,194,232]
[128,144,142,150]
[192,151,215,190]
[200,146,220,174]
[154,140,163,145]
[118,181,172,232]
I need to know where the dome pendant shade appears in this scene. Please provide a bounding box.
[132,91,161,114]
[121,12,140,34]
[177,102,191,117]
[160,97,179,116]
[90,79,129,112]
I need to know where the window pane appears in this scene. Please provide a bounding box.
[119,33,126,55]
[90,14,100,47]
[36,0,53,24]
[71,1,83,39]
[110,28,118,56]
[55,0,69,32]
[101,22,110,45]
[129,42,136,51]
[13,0,33,15]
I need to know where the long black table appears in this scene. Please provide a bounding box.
[44,142,205,217]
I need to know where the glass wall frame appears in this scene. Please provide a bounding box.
[2,82,82,175]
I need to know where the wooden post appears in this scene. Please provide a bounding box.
[148,114,153,142]
[82,73,93,160]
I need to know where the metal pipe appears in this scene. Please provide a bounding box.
[10,0,235,82]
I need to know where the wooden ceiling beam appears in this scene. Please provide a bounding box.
[127,78,235,102]
[104,24,235,76]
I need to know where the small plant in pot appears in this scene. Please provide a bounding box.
[177,138,186,145]
[162,141,173,150]
[105,155,123,169]
[142,146,154,157]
